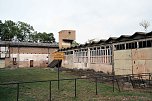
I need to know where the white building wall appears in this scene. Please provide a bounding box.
[11,54,48,61]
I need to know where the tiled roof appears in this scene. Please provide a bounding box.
[0,41,59,48]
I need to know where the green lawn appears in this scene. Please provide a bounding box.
[0,68,152,101]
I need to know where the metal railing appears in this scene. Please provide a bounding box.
[0,76,120,101]
[127,73,152,88]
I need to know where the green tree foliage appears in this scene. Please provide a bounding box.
[35,32,55,43]
[0,20,3,37]
[0,20,19,41]
[44,32,55,43]
[30,31,39,43]
[17,21,34,42]
[0,20,56,43]
[30,32,55,43]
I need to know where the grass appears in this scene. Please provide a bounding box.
[0,68,152,101]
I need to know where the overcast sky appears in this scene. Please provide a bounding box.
[0,0,152,43]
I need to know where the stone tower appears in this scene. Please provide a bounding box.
[59,30,76,49]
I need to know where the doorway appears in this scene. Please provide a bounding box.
[30,60,34,67]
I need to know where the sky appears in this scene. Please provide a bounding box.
[0,0,152,43]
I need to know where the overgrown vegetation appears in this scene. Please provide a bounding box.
[0,68,151,101]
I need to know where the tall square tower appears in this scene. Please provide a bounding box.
[59,30,76,49]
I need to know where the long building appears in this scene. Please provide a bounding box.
[0,30,151,76]
[0,30,75,68]
[59,31,152,75]
[0,41,58,68]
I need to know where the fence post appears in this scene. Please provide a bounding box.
[58,60,60,90]
[116,79,120,92]
[16,83,19,101]
[49,81,52,101]
[95,77,98,95]
[130,76,134,88]
[149,73,151,85]
[112,75,115,92]
[74,79,77,98]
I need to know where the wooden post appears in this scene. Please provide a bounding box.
[58,60,60,90]
[74,79,77,97]
[49,81,52,101]
[16,83,19,101]
[111,44,115,92]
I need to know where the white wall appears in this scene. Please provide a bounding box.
[11,54,48,61]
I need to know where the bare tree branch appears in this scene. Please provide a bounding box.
[139,20,150,32]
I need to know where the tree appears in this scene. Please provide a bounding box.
[0,20,56,43]
[139,20,150,32]
[17,21,34,42]
[29,31,38,42]
[47,33,55,43]
[0,20,34,41]
[36,32,55,43]
[0,20,3,37]
[29,32,55,43]
[0,20,19,41]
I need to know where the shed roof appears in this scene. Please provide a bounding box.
[59,31,152,51]
[0,41,59,48]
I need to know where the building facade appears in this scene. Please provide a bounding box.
[113,32,152,75]
[0,30,151,76]
[0,41,58,68]
[59,32,152,75]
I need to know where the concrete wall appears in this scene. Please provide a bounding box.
[62,54,112,73]
[114,50,132,75]
[90,63,112,73]
[62,54,74,69]
[132,48,152,74]
[114,48,152,75]
[0,59,5,68]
